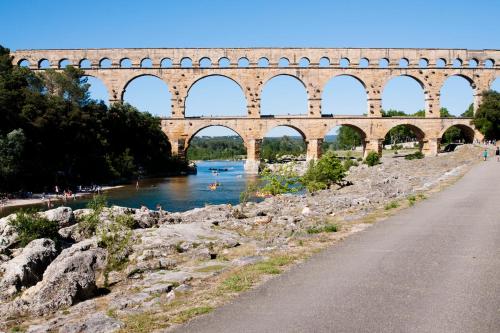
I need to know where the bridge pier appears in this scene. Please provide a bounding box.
[306,138,323,161]
[364,138,383,158]
[422,138,440,156]
[244,139,261,174]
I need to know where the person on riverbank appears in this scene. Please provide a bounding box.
[483,148,488,161]
[496,146,500,162]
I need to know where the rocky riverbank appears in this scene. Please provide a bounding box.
[0,145,483,332]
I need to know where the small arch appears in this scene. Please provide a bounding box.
[218,57,230,68]
[399,58,409,68]
[452,58,462,68]
[436,58,446,68]
[319,57,330,67]
[383,124,426,153]
[440,124,475,150]
[278,57,289,67]
[181,57,193,68]
[339,57,350,68]
[59,58,71,69]
[379,58,389,68]
[419,58,429,68]
[18,59,30,67]
[120,58,132,68]
[38,59,51,69]
[161,58,173,68]
[199,57,212,68]
[299,57,310,68]
[80,59,92,69]
[258,57,269,67]
[468,58,478,68]
[359,58,369,68]
[99,58,112,68]
[484,59,494,68]
[322,124,367,157]
[238,57,249,67]
[141,58,153,68]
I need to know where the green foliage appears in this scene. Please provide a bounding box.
[384,201,399,210]
[343,158,359,170]
[322,126,362,151]
[259,164,302,196]
[0,45,183,192]
[9,209,59,247]
[462,103,474,117]
[98,216,132,274]
[306,223,339,234]
[408,195,417,206]
[301,152,346,192]
[187,136,246,160]
[78,195,108,237]
[405,151,425,160]
[261,136,305,161]
[473,90,500,140]
[364,151,380,166]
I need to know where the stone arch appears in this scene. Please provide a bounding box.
[440,74,475,116]
[218,57,230,68]
[261,125,307,161]
[38,59,50,69]
[59,58,71,68]
[160,58,172,68]
[140,58,153,68]
[260,74,308,116]
[381,123,426,151]
[439,123,475,144]
[185,124,246,152]
[79,58,91,69]
[99,58,112,68]
[81,75,110,105]
[491,76,500,91]
[122,74,172,117]
[258,57,269,67]
[18,59,30,67]
[181,57,193,67]
[184,74,247,117]
[322,123,368,156]
[321,75,367,116]
[120,58,132,68]
[199,57,212,68]
[382,75,426,115]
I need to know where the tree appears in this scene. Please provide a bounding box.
[334,126,362,150]
[473,90,500,139]
[301,152,346,192]
[462,103,474,117]
[0,129,26,190]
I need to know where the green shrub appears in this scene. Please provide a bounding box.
[384,201,399,210]
[405,151,425,160]
[78,195,108,237]
[9,210,59,247]
[408,195,417,206]
[364,151,381,166]
[306,223,339,234]
[343,158,359,170]
[301,152,346,192]
[259,163,302,196]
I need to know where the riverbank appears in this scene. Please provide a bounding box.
[0,145,484,332]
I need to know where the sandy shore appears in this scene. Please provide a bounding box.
[0,185,124,209]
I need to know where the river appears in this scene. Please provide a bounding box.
[0,161,256,217]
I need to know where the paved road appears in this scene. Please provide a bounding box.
[174,159,500,333]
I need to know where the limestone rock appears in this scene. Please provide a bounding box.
[0,214,19,254]
[0,238,57,299]
[63,312,123,333]
[39,207,75,228]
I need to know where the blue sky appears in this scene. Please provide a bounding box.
[1,0,499,136]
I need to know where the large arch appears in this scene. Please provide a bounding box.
[491,77,500,92]
[184,75,247,117]
[440,75,474,117]
[382,123,426,153]
[382,75,425,115]
[184,125,246,160]
[82,75,109,105]
[122,74,172,117]
[260,75,308,116]
[322,124,367,157]
[321,75,367,116]
[439,124,475,151]
[261,125,306,162]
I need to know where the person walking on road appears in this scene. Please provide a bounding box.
[483,148,488,161]
[495,146,500,162]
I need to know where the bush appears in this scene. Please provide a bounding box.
[259,164,302,196]
[343,158,359,170]
[306,223,339,234]
[364,151,381,166]
[405,151,425,160]
[78,195,108,237]
[10,210,59,246]
[384,201,399,210]
[301,152,346,192]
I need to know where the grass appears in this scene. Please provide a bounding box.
[407,195,417,206]
[306,223,339,234]
[384,201,399,210]
[170,306,213,324]
[119,312,162,333]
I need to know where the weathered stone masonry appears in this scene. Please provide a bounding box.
[12,48,499,172]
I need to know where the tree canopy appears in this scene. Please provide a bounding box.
[473,90,500,140]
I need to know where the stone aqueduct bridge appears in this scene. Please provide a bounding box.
[12,48,499,172]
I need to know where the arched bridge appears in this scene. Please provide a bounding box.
[12,47,499,172]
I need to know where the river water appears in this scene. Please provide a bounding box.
[0,161,255,216]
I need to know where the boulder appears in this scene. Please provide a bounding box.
[63,312,123,333]
[5,239,106,316]
[58,223,87,243]
[133,209,160,228]
[0,238,58,299]
[39,207,75,228]
[0,214,19,254]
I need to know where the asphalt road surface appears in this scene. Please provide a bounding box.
[173,159,500,333]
